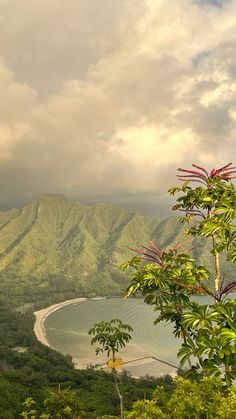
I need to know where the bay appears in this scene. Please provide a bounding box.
[44,294,236,378]
[44,297,180,377]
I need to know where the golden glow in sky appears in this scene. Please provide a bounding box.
[0,0,235,210]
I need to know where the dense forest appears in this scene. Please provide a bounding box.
[0,297,174,418]
[1,169,236,418]
[0,197,177,417]
[0,195,234,309]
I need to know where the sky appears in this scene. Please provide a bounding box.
[0,0,236,216]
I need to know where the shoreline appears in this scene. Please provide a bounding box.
[34,297,106,348]
[33,296,178,375]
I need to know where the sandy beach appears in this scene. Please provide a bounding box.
[34,297,88,348]
[34,297,177,375]
[34,296,110,369]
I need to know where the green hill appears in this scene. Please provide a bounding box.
[0,194,233,308]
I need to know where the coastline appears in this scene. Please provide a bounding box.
[34,296,178,375]
[33,296,112,369]
[34,297,105,348]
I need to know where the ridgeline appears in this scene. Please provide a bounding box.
[0,194,233,308]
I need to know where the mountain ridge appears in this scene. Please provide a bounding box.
[0,194,233,308]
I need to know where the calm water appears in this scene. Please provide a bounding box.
[44,294,236,377]
[44,298,180,377]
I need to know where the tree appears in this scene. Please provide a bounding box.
[121,163,236,383]
[21,388,84,418]
[124,376,236,418]
[124,400,167,419]
[89,318,133,419]
[43,387,83,418]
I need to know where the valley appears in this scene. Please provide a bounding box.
[0,194,233,309]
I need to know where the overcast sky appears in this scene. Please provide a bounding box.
[0,0,235,216]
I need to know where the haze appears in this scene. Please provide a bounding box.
[0,0,235,216]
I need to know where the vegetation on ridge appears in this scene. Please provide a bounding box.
[0,194,234,308]
[1,162,236,417]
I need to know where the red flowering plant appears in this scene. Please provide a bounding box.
[170,162,236,297]
[121,163,236,384]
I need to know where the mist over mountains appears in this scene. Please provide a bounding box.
[0,194,233,307]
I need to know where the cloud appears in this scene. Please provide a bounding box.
[194,0,230,8]
[0,0,235,211]
[0,60,37,159]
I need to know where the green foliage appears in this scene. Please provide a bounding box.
[0,297,170,418]
[125,376,236,418]
[121,250,209,338]
[124,400,167,419]
[21,398,40,419]
[43,387,84,418]
[179,299,236,384]
[0,195,155,304]
[89,319,133,419]
[89,319,133,357]
[3,171,236,416]
[21,388,84,418]
[122,163,236,383]
[100,416,119,419]
[0,194,235,308]
[170,177,236,263]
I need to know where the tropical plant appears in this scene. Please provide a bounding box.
[89,318,133,419]
[121,163,236,383]
[124,376,236,418]
[21,388,84,419]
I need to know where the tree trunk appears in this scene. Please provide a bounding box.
[112,352,123,419]
[211,235,221,295]
[113,369,123,419]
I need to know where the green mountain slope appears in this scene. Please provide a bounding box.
[0,195,233,307]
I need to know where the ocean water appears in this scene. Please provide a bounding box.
[44,297,181,377]
[44,294,236,377]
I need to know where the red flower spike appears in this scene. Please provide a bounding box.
[128,245,164,267]
[216,162,233,173]
[177,168,206,178]
[210,168,217,177]
[128,241,191,267]
[220,170,236,178]
[177,174,206,179]
[192,164,209,176]
[177,163,236,184]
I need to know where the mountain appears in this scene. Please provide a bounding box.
[0,194,233,308]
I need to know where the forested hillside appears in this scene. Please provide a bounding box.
[0,196,177,417]
[1,193,235,417]
[1,296,174,417]
[0,194,233,308]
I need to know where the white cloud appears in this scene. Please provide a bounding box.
[0,0,235,208]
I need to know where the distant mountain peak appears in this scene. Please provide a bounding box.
[0,196,229,306]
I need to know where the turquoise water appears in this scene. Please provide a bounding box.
[44,297,180,377]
